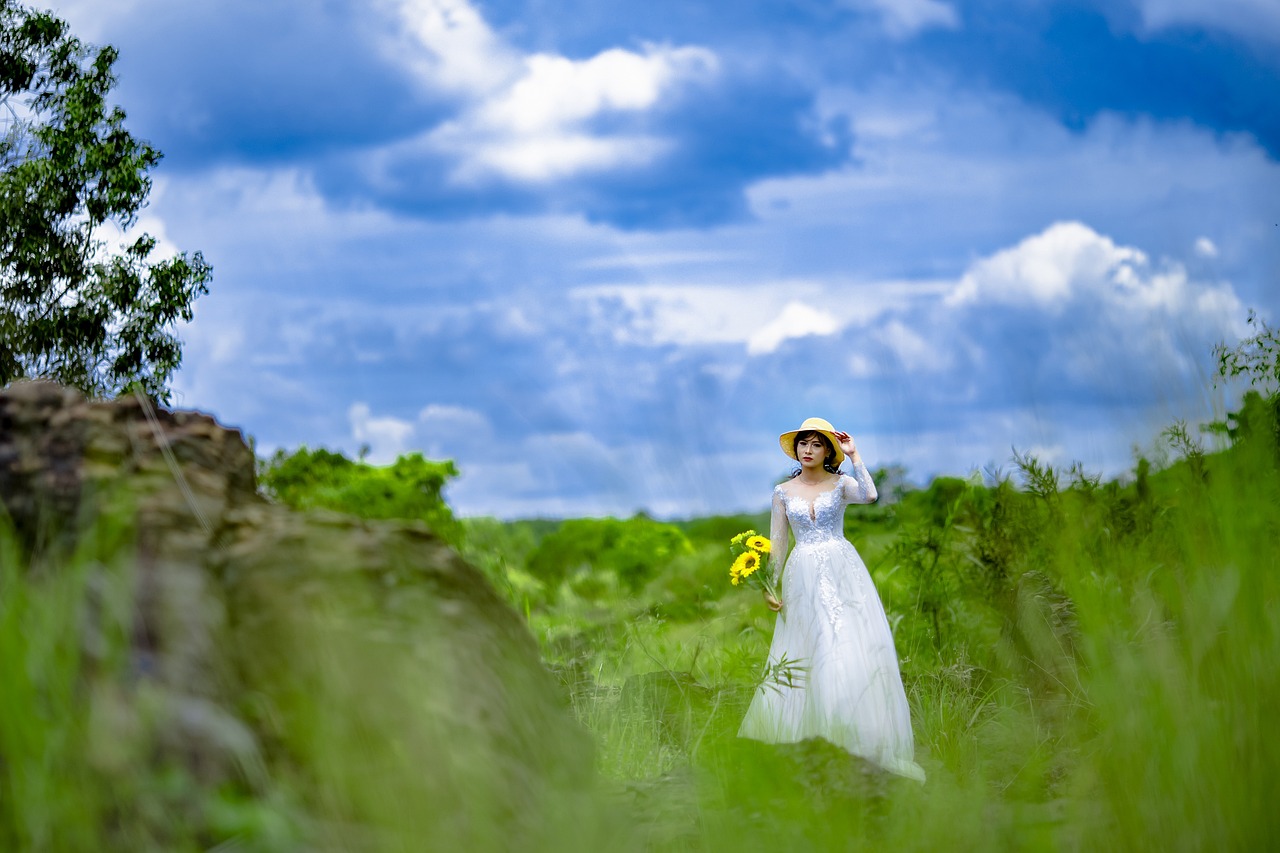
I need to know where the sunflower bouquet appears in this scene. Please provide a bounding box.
[728,530,779,604]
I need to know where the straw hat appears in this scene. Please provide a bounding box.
[779,417,845,467]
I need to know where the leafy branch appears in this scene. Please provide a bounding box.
[1214,309,1280,392]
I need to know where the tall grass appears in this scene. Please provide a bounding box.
[0,506,622,852]
[3,400,1278,850]
[531,419,1280,851]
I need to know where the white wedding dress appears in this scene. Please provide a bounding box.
[738,461,926,782]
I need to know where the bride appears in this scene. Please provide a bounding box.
[738,417,925,782]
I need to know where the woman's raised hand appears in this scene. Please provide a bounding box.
[833,430,859,461]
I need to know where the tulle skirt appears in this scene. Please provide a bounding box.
[738,538,925,782]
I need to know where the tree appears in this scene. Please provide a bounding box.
[0,1,210,400]
[526,516,693,593]
[259,447,464,545]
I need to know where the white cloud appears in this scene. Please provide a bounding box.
[575,250,739,271]
[477,48,715,136]
[349,402,415,463]
[573,279,944,353]
[380,0,718,183]
[140,69,1274,520]
[876,319,950,373]
[337,399,498,469]
[385,0,521,96]
[430,44,716,183]
[449,130,670,183]
[418,403,492,432]
[573,282,846,350]
[416,404,494,458]
[849,353,877,377]
[747,301,841,354]
[847,107,936,141]
[1136,0,1280,44]
[93,176,183,264]
[42,0,142,41]
[1023,444,1067,466]
[947,221,1149,309]
[515,430,630,505]
[747,88,1280,281]
[83,214,185,275]
[1194,236,1219,258]
[574,283,771,347]
[935,220,1245,392]
[840,0,960,38]
[946,221,1241,330]
[524,430,616,465]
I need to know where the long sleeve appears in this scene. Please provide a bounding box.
[841,459,878,504]
[768,486,791,576]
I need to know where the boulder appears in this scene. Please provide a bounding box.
[0,381,590,849]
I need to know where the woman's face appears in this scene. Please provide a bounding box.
[795,433,831,468]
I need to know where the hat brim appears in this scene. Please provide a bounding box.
[779,429,845,467]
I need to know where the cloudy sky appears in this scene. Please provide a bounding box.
[46,0,1280,517]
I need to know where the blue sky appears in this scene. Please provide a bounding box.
[47,0,1280,517]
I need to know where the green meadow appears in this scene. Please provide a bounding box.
[3,376,1278,851]
[468,391,1280,851]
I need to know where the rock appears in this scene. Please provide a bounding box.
[0,380,590,847]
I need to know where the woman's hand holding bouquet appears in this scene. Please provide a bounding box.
[729,530,781,611]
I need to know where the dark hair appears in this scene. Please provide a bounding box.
[790,430,840,477]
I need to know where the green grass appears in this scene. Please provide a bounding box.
[3,412,1278,851]
[523,432,1280,851]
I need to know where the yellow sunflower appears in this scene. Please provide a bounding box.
[738,551,761,578]
[730,552,752,584]
[746,535,771,554]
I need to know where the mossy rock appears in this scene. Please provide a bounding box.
[0,381,593,850]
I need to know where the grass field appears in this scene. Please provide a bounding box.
[3,392,1278,851]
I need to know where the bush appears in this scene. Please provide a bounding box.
[259,447,462,544]
[525,515,693,594]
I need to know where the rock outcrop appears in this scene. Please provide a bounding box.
[0,381,590,849]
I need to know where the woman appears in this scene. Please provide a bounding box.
[738,417,925,782]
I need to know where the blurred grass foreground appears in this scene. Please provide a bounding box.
[3,357,1280,850]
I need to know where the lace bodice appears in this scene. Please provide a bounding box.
[769,461,878,570]
[766,461,878,635]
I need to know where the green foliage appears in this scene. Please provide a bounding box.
[526,515,694,594]
[467,359,1280,849]
[1206,389,1280,452]
[1210,310,1280,461]
[259,447,462,544]
[10,321,1280,850]
[0,1,211,400]
[1214,308,1280,391]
